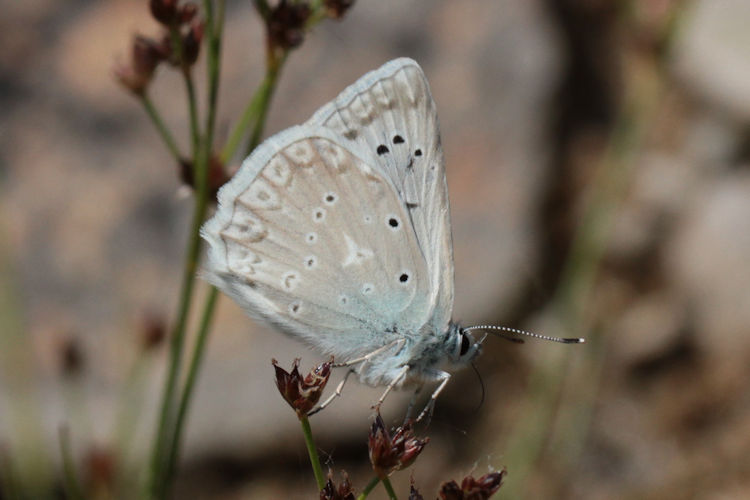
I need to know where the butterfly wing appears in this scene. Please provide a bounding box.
[307,58,454,334]
[202,126,433,360]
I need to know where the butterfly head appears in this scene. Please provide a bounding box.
[446,322,483,366]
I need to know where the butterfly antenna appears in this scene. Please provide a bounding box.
[463,325,585,344]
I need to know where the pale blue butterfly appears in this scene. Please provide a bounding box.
[201,58,582,419]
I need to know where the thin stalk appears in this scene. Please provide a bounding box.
[203,0,225,150]
[155,3,227,490]
[356,477,381,500]
[300,416,326,490]
[0,450,21,500]
[245,51,286,157]
[140,95,182,161]
[59,428,86,500]
[183,68,201,159]
[381,477,398,500]
[220,50,287,163]
[162,287,219,487]
[146,185,207,498]
[146,13,214,496]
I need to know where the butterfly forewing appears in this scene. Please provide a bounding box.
[308,58,455,333]
[203,128,432,360]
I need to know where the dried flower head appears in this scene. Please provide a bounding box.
[139,311,167,352]
[179,2,199,23]
[272,358,332,418]
[409,480,424,500]
[59,335,85,378]
[438,470,506,500]
[368,413,429,479]
[268,0,312,50]
[324,0,355,19]
[319,470,356,500]
[182,20,204,66]
[178,154,230,201]
[84,446,116,491]
[150,0,179,25]
[114,35,165,95]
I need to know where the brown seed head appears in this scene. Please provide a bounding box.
[182,20,204,66]
[438,469,507,500]
[139,311,167,352]
[319,470,356,500]
[114,35,164,95]
[60,335,85,378]
[150,0,179,25]
[272,358,332,418]
[178,153,229,201]
[408,481,424,500]
[179,2,199,23]
[324,0,355,19]
[268,0,312,50]
[368,412,428,479]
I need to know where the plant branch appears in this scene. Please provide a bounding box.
[356,477,381,500]
[300,416,326,490]
[140,95,182,161]
[58,427,85,500]
[381,477,398,500]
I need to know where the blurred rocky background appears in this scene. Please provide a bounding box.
[1,0,750,498]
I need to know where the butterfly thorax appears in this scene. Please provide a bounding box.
[355,321,481,388]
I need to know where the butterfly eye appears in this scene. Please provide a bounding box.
[459,333,471,356]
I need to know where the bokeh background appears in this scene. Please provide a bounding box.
[2,0,750,498]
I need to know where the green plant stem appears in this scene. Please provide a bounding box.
[203,0,225,152]
[183,68,201,159]
[162,287,219,486]
[357,476,380,500]
[356,477,381,500]
[0,450,21,500]
[146,168,211,498]
[58,428,85,500]
[147,14,216,497]
[155,3,228,492]
[300,416,326,490]
[220,50,287,163]
[381,477,398,500]
[140,95,182,161]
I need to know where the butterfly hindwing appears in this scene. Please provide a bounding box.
[202,127,432,359]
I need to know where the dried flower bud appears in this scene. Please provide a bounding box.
[178,154,229,201]
[150,0,179,25]
[59,335,85,378]
[179,2,199,23]
[408,482,424,500]
[272,358,332,418]
[324,0,355,19]
[84,446,116,491]
[319,470,356,500]
[438,470,506,500]
[268,0,312,50]
[368,412,428,479]
[182,20,204,66]
[114,35,164,95]
[139,311,167,352]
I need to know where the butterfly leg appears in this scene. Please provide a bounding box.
[308,368,356,416]
[333,338,406,368]
[416,371,451,422]
[373,365,409,411]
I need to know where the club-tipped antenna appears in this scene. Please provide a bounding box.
[463,325,585,344]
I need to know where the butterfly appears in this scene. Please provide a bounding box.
[201,58,581,419]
